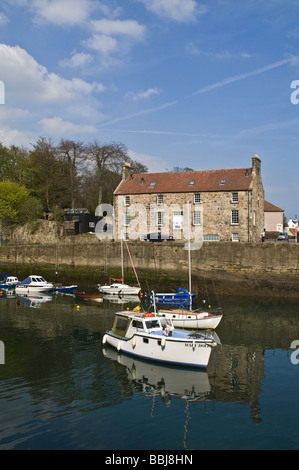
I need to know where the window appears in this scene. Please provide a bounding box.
[123,212,130,226]
[173,211,183,230]
[132,320,144,329]
[124,196,130,206]
[231,210,239,225]
[157,194,163,205]
[231,192,239,203]
[232,233,239,242]
[149,181,156,187]
[220,178,226,185]
[143,338,149,344]
[194,193,201,204]
[124,232,129,240]
[189,180,195,186]
[203,234,220,241]
[193,210,201,225]
[156,211,164,226]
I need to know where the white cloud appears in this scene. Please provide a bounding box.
[39,116,97,135]
[136,0,206,22]
[126,88,162,101]
[60,52,93,68]
[0,12,8,25]
[127,149,169,173]
[30,0,95,25]
[84,33,118,55]
[91,18,145,39]
[0,125,32,147]
[0,44,104,105]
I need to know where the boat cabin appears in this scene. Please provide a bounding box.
[111,312,173,338]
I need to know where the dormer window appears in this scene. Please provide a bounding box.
[220,179,226,185]
[149,181,156,187]
[141,177,144,184]
[189,180,195,186]
[245,169,249,177]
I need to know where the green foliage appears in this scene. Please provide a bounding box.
[0,181,30,222]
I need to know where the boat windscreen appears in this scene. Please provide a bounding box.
[112,316,130,337]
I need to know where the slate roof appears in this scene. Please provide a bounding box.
[115,167,253,195]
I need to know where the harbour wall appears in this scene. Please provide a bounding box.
[1,241,299,298]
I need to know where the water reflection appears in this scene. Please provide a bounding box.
[0,294,299,449]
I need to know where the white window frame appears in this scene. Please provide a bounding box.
[123,212,130,226]
[231,192,239,203]
[124,195,130,206]
[194,193,201,204]
[156,211,164,227]
[231,210,239,225]
[193,210,201,226]
[157,194,164,205]
[203,234,220,242]
[232,233,239,242]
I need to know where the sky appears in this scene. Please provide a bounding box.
[0,0,299,219]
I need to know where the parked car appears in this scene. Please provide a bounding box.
[140,233,174,242]
[277,232,289,241]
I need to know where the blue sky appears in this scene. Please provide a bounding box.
[0,0,299,219]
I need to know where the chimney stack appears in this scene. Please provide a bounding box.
[252,153,261,177]
[122,162,131,181]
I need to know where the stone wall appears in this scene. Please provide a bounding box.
[1,240,299,297]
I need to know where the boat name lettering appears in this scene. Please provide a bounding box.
[184,342,208,348]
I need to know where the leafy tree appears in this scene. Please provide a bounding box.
[0,181,30,223]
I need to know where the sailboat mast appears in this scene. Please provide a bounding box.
[121,234,124,284]
[187,201,192,311]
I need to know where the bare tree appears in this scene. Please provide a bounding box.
[58,139,87,209]
[86,141,129,206]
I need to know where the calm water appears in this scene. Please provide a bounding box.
[0,290,299,451]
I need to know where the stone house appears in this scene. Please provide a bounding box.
[113,154,264,242]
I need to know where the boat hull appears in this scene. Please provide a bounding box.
[158,311,223,329]
[102,331,214,368]
[15,285,53,294]
[99,285,141,295]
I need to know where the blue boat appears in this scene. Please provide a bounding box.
[149,288,196,308]
[0,274,19,290]
[53,285,78,294]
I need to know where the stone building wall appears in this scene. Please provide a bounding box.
[114,188,263,243]
[113,155,264,243]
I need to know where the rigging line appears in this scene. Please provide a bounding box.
[124,238,141,288]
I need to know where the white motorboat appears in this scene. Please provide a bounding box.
[102,309,217,368]
[99,282,141,295]
[15,275,54,294]
[0,274,19,289]
[156,308,223,329]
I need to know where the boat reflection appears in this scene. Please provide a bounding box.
[16,293,53,308]
[102,345,212,402]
